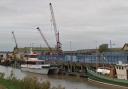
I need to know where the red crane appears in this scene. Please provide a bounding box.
[49,3,62,54]
[36,27,52,52]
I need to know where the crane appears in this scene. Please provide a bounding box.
[12,31,19,61]
[12,31,18,50]
[49,3,62,54]
[36,27,53,52]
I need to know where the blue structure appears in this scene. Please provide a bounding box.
[76,52,128,64]
[38,52,128,64]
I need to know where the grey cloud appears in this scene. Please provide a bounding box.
[0,0,128,51]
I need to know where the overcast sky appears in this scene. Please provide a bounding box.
[0,0,128,51]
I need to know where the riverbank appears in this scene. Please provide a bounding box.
[0,73,65,89]
[0,65,111,89]
[0,85,6,89]
[0,73,21,89]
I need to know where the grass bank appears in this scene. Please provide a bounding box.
[0,73,65,89]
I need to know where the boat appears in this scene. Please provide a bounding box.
[87,62,128,88]
[20,48,50,75]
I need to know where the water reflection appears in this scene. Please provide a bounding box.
[0,65,108,89]
[0,66,26,79]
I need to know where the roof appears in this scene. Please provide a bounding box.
[16,47,56,53]
[122,43,128,50]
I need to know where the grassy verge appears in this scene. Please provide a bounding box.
[0,84,6,89]
[0,73,65,89]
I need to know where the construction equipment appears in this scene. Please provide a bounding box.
[36,27,53,53]
[49,3,62,54]
[12,31,18,52]
[11,31,21,62]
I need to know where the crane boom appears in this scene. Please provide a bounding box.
[12,31,18,49]
[49,3,58,41]
[36,27,52,52]
[49,3,62,53]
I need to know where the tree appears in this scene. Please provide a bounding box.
[98,44,108,53]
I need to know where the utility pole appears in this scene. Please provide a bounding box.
[69,41,73,62]
[109,40,115,51]
[70,41,72,51]
[109,40,115,65]
[95,41,99,68]
[110,40,112,49]
[110,40,116,49]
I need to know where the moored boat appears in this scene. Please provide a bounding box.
[21,48,50,75]
[87,63,128,88]
[21,60,50,75]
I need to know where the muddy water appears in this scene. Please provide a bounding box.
[0,65,113,89]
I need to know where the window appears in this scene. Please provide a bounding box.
[122,67,124,70]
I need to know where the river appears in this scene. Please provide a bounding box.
[0,65,113,89]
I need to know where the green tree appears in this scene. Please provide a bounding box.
[98,44,108,53]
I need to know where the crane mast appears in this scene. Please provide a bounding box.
[36,27,52,52]
[12,31,18,49]
[49,3,62,54]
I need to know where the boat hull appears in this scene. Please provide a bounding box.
[87,69,128,88]
[21,67,49,75]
